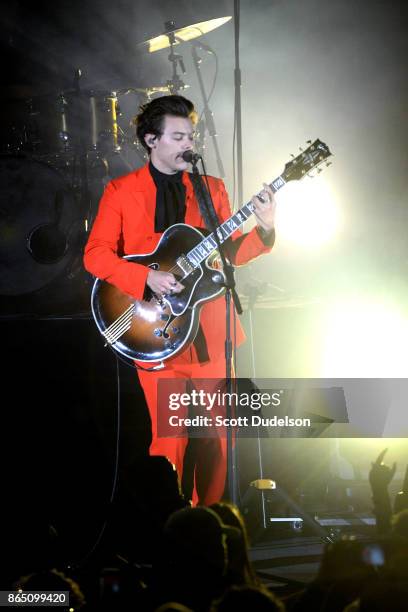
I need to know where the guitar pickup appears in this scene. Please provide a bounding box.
[176,254,194,275]
[160,313,170,321]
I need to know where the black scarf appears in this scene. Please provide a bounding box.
[149,161,186,232]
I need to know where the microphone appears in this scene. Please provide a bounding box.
[182,150,201,164]
[190,39,214,54]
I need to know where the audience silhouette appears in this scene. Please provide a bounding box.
[7,448,408,611]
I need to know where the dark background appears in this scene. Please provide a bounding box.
[1,0,407,563]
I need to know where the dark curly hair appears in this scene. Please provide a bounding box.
[134,94,197,154]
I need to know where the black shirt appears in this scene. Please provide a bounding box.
[149,161,186,233]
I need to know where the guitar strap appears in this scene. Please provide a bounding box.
[188,172,224,365]
[188,172,244,254]
[188,172,220,233]
[189,170,239,261]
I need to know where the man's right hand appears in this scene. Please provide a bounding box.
[147,270,184,296]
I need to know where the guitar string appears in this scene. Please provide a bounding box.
[105,321,132,344]
[103,306,134,343]
[104,314,133,342]
[104,321,132,344]
[164,202,256,277]
[103,305,133,335]
[105,319,133,343]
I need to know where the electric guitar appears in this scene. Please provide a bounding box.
[91,139,332,364]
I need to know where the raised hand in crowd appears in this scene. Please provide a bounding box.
[369,448,397,492]
[369,449,396,535]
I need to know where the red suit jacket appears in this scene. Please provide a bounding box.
[84,163,274,364]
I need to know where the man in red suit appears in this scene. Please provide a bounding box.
[84,95,276,505]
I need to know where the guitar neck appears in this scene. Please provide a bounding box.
[186,174,286,268]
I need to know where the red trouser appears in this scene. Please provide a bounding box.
[137,347,227,506]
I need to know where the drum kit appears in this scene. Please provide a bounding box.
[0,16,231,313]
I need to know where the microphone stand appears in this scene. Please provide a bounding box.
[233,0,243,207]
[190,155,242,505]
[190,43,225,179]
[245,281,267,527]
[164,21,187,95]
[72,68,92,231]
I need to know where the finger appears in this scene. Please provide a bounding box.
[264,184,276,200]
[164,273,177,283]
[257,188,275,209]
[263,184,275,200]
[254,192,267,206]
[268,190,277,206]
[252,196,261,212]
[170,282,184,293]
[169,274,182,286]
[263,183,273,198]
[165,282,184,294]
[375,448,388,465]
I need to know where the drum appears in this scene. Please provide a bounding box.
[87,90,121,152]
[2,91,122,155]
[0,156,84,296]
[55,90,122,153]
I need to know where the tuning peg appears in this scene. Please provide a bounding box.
[290,153,295,158]
[317,168,323,173]
[306,140,312,144]
[326,161,332,167]
[299,147,304,152]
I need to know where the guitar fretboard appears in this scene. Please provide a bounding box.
[186,174,286,268]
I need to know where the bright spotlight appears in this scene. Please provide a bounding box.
[321,297,408,377]
[275,178,340,247]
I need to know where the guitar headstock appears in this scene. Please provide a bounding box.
[282,139,332,182]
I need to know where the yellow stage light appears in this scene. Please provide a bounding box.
[321,297,408,377]
[275,178,340,247]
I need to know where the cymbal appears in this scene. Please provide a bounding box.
[119,84,190,96]
[139,16,232,53]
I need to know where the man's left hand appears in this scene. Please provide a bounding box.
[251,183,277,232]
